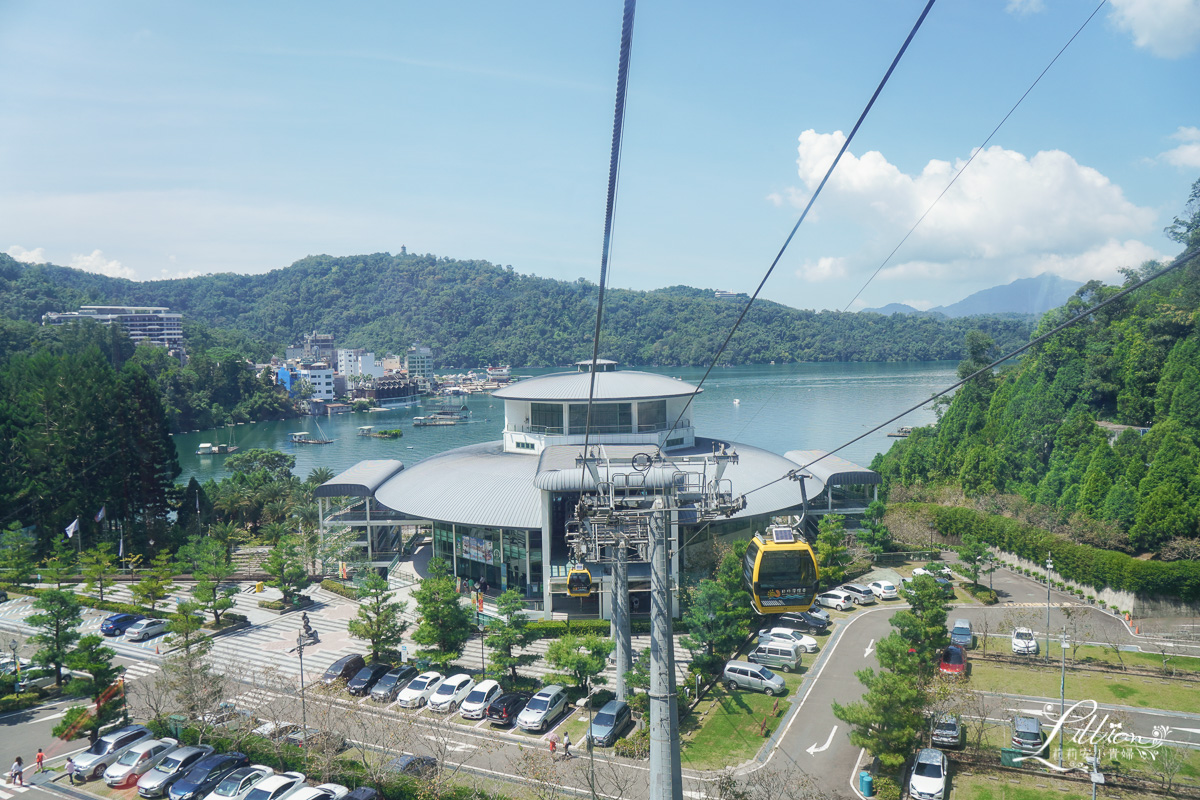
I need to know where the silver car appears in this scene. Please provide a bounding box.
[74,724,155,780]
[722,661,786,696]
[202,765,275,800]
[104,738,180,788]
[516,685,568,732]
[137,746,215,798]
[127,618,171,641]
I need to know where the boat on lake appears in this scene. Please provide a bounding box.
[196,441,239,455]
[887,426,913,438]
[413,413,462,427]
[290,428,334,444]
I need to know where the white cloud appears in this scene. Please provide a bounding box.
[788,130,1161,290]
[795,256,848,283]
[69,249,135,279]
[1109,0,1200,58]
[6,245,46,263]
[1005,0,1045,16]
[765,192,784,208]
[1160,126,1200,168]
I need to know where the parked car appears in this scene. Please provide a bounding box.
[101,613,145,636]
[485,692,532,726]
[429,673,475,713]
[283,727,345,752]
[938,645,966,676]
[913,565,952,578]
[867,580,899,600]
[346,662,393,696]
[251,721,302,741]
[0,588,7,602]
[242,772,307,800]
[586,700,632,747]
[460,679,503,719]
[776,611,830,634]
[397,671,444,709]
[15,669,58,692]
[840,584,877,605]
[815,589,854,611]
[344,789,378,800]
[908,747,949,800]
[931,714,963,749]
[76,724,156,780]
[1011,716,1045,754]
[747,641,803,672]
[202,766,274,800]
[370,666,419,703]
[280,784,349,800]
[385,755,436,779]
[756,627,819,653]
[1011,627,1038,655]
[949,619,973,648]
[516,685,568,732]
[168,752,250,800]
[722,662,786,696]
[137,746,215,797]
[321,654,366,685]
[805,606,831,623]
[126,618,170,642]
[934,577,955,597]
[104,738,180,788]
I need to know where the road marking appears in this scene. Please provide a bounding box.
[420,734,475,753]
[1172,727,1200,735]
[864,639,875,658]
[806,725,838,755]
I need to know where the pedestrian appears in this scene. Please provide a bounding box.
[562,731,572,757]
[65,757,77,785]
[478,578,489,595]
[35,749,44,774]
[548,737,557,757]
[9,756,23,786]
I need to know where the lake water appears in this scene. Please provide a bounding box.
[170,361,957,485]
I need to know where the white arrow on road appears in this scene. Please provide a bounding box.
[806,725,838,755]
[1171,727,1200,736]
[864,639,875,658]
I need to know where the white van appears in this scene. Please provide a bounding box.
[747,640,803,672]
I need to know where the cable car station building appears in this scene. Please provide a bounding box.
[316,361,880,619]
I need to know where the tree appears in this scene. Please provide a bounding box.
[189,536,238,624]
[680,579,749,677]
[816,514,849,587]
[0,522,37,587]
[892,575,951,684]
[954,534,997,588]
[545,633,615,695]
[131,551,177,612]
[832,633,928,770]
[346,572,409,662]
[79,542,118,603]
[167,601,209,655]
[224,448,296,480]
[1164,177,1200,249]
[410,558,473,668]
[27,589,83,685]
[40,536,78,589]
[857,501,892,555]
[484,588,537,686]
[261,535,308,605]
[55,634,125,741]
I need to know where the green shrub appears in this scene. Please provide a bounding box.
[614,726,649,759]
[257,599,287,610]
[0,692,41,713]
[964,585,998,605]
[872,774,902,800]
[320,579,359,600]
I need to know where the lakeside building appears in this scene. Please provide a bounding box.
[405,344,434,381]
[337,348,384,379]
[317,361,879,619]
[42,306,184,352]
[299,363,336,403]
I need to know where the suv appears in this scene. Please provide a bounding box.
[460,679,503,719]
[485,692,531,726]
[586,699,632,747]
[104,738,180,788]
[1011,716,1044,755]
[949,619,973,648]
[138,746,215,797]
[931,714,963,748]
[369,666,419,703]
[516,685,568,732]
[169,752,250,800]
[321,654,366,685]
[429,673,475,713]
[722,662,786,696]
[841,584,877,605]
[76,724,156,780]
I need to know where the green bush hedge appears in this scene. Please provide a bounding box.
[963,584,998,605]
[523,617,687,639]
[613,726,650,759]
[0,583,160,617]
[0,692,41,713]
[916,504,1200,602]
[321,579,359,600]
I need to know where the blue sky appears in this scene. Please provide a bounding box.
[2,1,1198,311]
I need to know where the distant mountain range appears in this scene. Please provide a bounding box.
[862,274,1083,318]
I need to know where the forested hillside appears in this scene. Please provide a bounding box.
[873,181,1200,561]
[0,251,1035,367]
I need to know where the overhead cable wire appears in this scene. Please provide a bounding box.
[658,0,938,453]
[841,0,1108,312]
[582,0,637,458]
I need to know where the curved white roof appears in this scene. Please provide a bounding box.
[491,370,700,402]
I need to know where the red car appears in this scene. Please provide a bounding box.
[939,645,966,676]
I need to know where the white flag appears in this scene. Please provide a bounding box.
[65,518,79,539]
[119,535,125,558]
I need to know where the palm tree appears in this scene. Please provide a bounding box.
[307,467,335,487]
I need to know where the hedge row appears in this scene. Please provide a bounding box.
[919,504,1200,603]
[321,579,359,600]
[523,618,688,639]
[0,692,41,713]
[0,583,162,617]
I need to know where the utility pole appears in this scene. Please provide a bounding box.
[1046,553,1054,662]
[648,500,681,800]
[612,537,630,702]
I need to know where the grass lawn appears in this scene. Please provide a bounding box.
[679,684,786,770]
[969,661,1200,713]
[1022,639,1200,674]
[951,769,1166,800]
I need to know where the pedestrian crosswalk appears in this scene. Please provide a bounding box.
[121,661,162,682]
[0,784,32,799]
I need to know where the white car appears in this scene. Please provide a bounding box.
[429,673,475,713]
[868,580,899,600]
[396,671,444,709]
[279,784,348,800]
[202,766,274,800]
[756,627,819,653]
[126,618,170,641]
[104,738,180,788]
[1011,627,1038,655]
[241,773,306,800]
[805,606,831,623]
[913,566,952,578]
[815,589,854,611]
[460,679,503,719]
[909,748,948,800]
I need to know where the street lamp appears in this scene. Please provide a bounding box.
[1059,627,1067,768]
[8,639,18,676]
[928,522,936,556]
[1045,554,1054,662]
[295,629,308,766]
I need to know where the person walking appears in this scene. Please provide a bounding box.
[35,749,44,774]
[9,756,23,786]
[562,730,572,758]
[548,737,557,758]
[65,757,77,785]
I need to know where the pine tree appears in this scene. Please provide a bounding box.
[410,558,473,668]
[27,589,83,685]
[346,572,409,662]
[484,589,537,686]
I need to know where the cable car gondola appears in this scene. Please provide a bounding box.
[743,526,819,614]
[567,564,593,597]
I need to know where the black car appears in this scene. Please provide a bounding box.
[167,752,249,800]
[321,654,366,685]
[934,577,955,597]
[347,662,393,696]
[385,755,436,779]
[101,613,145,636]
[370,666,419,702]
[485,692,531,726]
[345,788,379,800]
[777,611,830,634]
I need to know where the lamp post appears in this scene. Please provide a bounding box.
[928,522,936,557]
[296,629,308,767]
[8,639,18,676]
[1045,554,1054,662]
[1059,626,1067,768]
